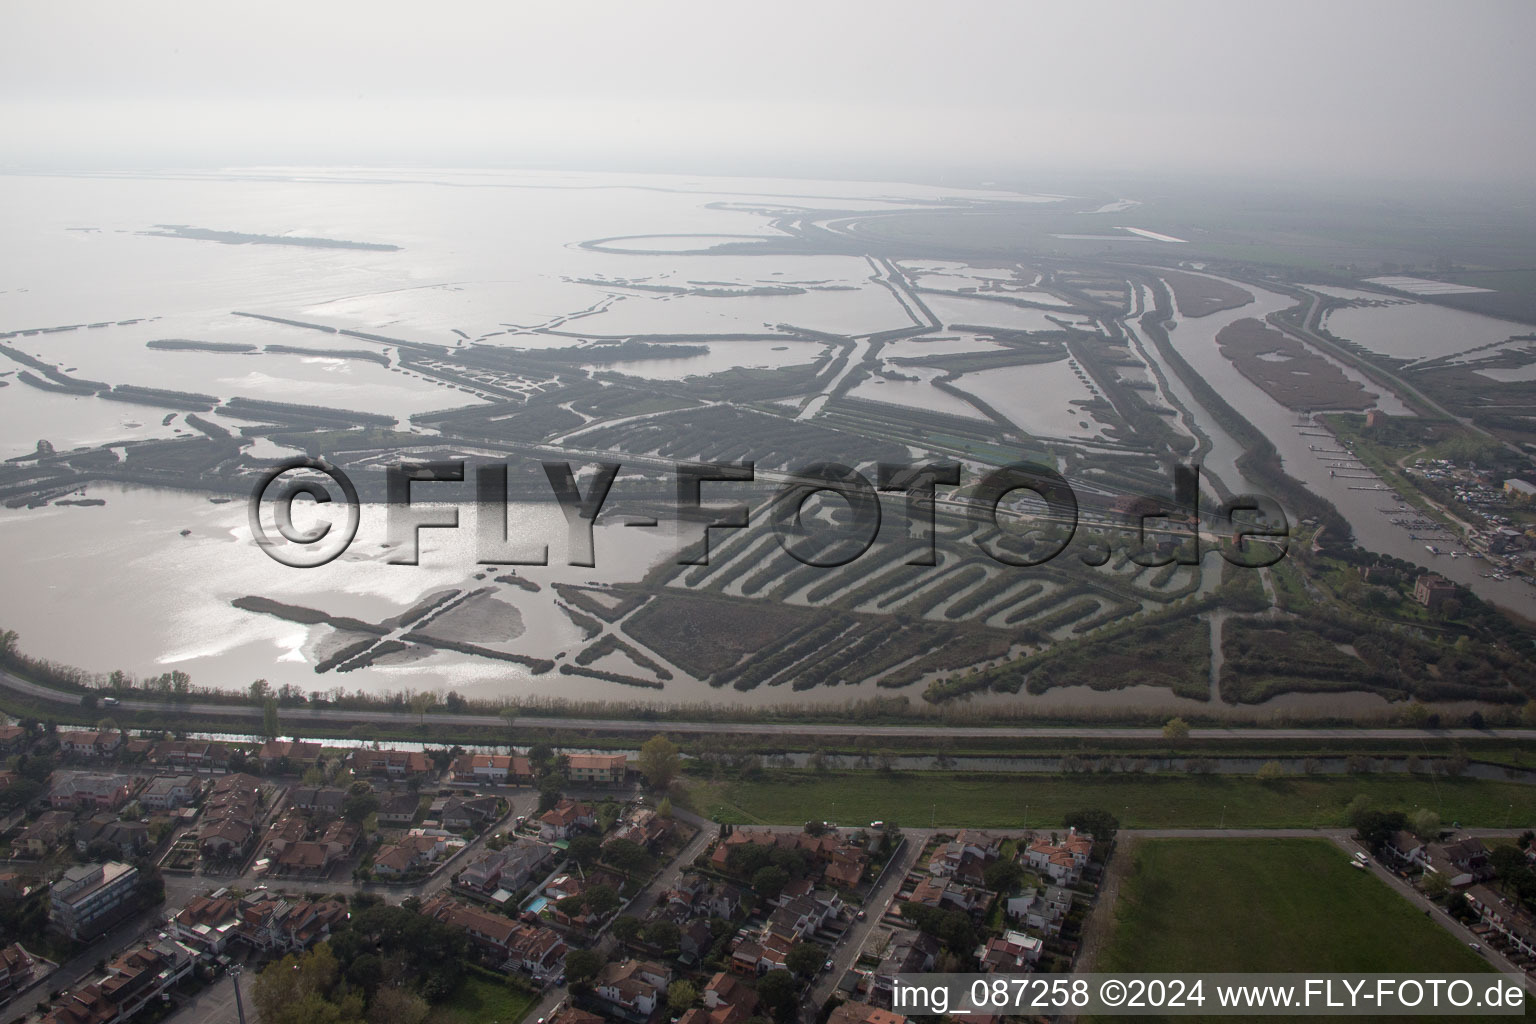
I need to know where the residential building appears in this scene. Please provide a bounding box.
[929,831,1003,878]
[232,893,347,953]
[1383,831,1429,871]
[198,774,264,861]
[566,753,627,786]
[1023,829,1093,885]
[171,894,242,955]
[149,740,232,770]
[1413,573,1458,610]
[14,811,75,858]
[828,1001,909,1024]
[40,941,194,1024]
[73,814,149,859]
[0,725,27,755]
[449,753,534,786]
[349,748,433,778]
[56,731,122,759]
[49,862,139,940]
[457,840,551,897]
[289,787,346,818]
[977,929,1042,971]
[593,959,669,1020]
[1464,886,1536,960]
[0,943,39,1001]
[439,795,500,832]
[48,773,131,812]
[538,799,595,841]
[138,775,199,812]
[372,833,448,877]
[1005,885,1072,936]
[256,740,322,771]
[1425,838,1492,888]
[610,807,670,851]
[868,930,938,1008]
[420,895,568,979]
[376,791,421,826]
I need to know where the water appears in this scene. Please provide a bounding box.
[849,363,988,420]
[953,359,1110,439]
[1153,275,1536,619]
[0,484,670,696]
[921,293,1074,332]
[1322,300,1526,362]
[4,170,1532,706]
[602,339,828,381]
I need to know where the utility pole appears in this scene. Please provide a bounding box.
[231,966,247,1024]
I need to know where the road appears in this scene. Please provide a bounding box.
[1328,833,1532,989]
[0,907,166,1024]
[8,666,1533,743]
[807,832,926,1010]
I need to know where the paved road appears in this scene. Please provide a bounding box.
[8,666,1532,743]
[807,832,926,1010]
[0,908,165,1024]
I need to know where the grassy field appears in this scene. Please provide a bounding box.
[1093,839,1491,1023]
[430,973,537,1024]
[685,771,1536,828]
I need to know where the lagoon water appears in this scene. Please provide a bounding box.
[3,168,1533,707]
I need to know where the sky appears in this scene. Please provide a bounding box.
[3,0,1535,185]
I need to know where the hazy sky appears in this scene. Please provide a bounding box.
[4,0,1534,184]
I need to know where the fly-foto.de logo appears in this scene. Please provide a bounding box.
[249,457,1288,570]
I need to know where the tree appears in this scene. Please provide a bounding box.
[1062,809,1119,842]
[250,679,271,703]
[567,835,602,868]
[656,796,673,818]
[1345,794,1375,828]
[1256,760,1285,781]
[365,988,429,1024]
[251,944,364,1024]
[785,942,826,977]
[1422,870,1450,899]
[409,691,438,721]
[1354,809,1407,851]
[564,948,605,989]
[668,981,699,1015]
[602,838,647,872]
[1408,808,1441,840]
[638,734,681,790]
[982,859,1024,894]
[584,884,620,917]
[752,865,790,902]
[1163,717,1190,742]
[612,915,641,944]
[343,785,379,824]
[1447,892,1477,924]
[643,919,679,951]
[262,697,281,742]
[754,969,800,1024]
[803,820,828,837]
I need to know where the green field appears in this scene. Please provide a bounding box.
[1095,839,1493,1023]
[431,973,537,1024]
[686,771,1536,829]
